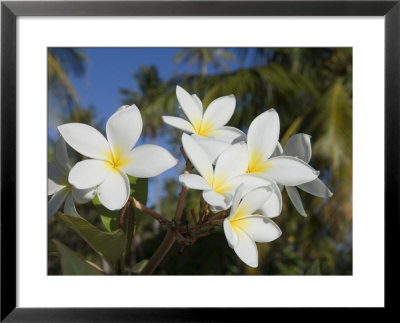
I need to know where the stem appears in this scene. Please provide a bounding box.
[131,197,172,226]
[121,199,135,271]
[141,185,188,275]
[140,230,176,275]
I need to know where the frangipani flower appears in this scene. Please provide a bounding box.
[162,86,245,163]
[179,133,249,210]
[275,133,333,217]
[223,186,282,268]
[244,109,320,186]
[48,137,96,219]
[58,105,177,211]
[179,134,280,213]
[162,85,245,145]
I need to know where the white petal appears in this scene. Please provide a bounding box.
[202,94,235,129]
[211,126,247,144]
[286,186,307,217]
[48,163,67,195]
[271,142,283,158]
[283,133,312,163]
[297,178,333,198]
[176,86,203,127]
[179,174,213,190]
[58,123,111,160]
[191,94,203,115]
[237,187,272,217]
[55,136,71,172]
[72,186,97,204]
[247,109,280,160]
[223,219,239,247]
[123,145,177,178]
[106,105,143,156]
[162,116,195,133]
[48,187,69,220]
[229,184,246,219]
[192,135,231,164]
[48,179,66,196]
[237,216,281,243]
[265,156,319,186]
[97,170,130,210]
[229,174,275,197]
[64,194,80,217]
[181,134,214,184]
[202,190,230,210]
[214,142,249,181]
[258,184,282,218]
[233,228,258,268]
[68,159,111,189]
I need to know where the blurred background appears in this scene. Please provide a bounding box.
[48,47,352,275]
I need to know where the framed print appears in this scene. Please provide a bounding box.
[1,0,399,321]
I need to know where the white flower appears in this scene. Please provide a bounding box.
[48,137,96,219]
[274,133,333,217]
[163,86,245,143]
[223,186,282,268]
[163,86,246,163]
[244,109,320,186]
[58,105,178,211]
[179,133,280,213]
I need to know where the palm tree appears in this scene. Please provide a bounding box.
[143,48,353,275]
[174,48,234,75]
[48,48,87,111]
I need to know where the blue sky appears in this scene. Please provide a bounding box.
[51,47,253,206]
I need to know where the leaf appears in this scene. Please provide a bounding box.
[55,212,126,268]
[95,176,148,232]
[305,260,321,275]
[93,195,120,232]
[52,239,104,275]
[48,239,58,257]
[131,259,149,274]
[129,176,148,206]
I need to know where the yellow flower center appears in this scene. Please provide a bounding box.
[104,145,131,170]
[229,204,251,236]
[246,149,272,174]
[192,118,215,137]
[212,174,233,195]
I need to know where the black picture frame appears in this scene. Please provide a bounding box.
[1,0,398,321]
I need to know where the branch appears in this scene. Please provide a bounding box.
[130,197,172,227]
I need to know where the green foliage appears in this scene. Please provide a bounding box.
[55,213,126,270]
[131,259,149,274]
[305,260,321,275]
[53,240,104,275]
[96,176,148,232]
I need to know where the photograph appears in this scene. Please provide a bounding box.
[47,47,353,276]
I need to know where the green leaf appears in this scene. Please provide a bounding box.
[48,239,58,257]
[55,213,126,269]
[128,176,148,229]
[94,176,148,232]
[52,239,104,275]
[128,176,148,205]
[93,195,120,232]
[305,260,321,275]
[131,259,149,274]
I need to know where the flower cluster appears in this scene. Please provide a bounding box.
[163,86,332,267]
[48,85,332,269]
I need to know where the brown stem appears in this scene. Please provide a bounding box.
[141,185,188,275]
[140,230,176,275]
[141,145,192,275]
[131,197,172,226]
